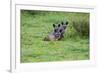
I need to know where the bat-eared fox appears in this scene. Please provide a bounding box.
[44,21,68,41]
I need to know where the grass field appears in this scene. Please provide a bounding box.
[21,10,89,63]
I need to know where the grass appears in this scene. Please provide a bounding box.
[21,10,89,63]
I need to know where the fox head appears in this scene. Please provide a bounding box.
[53,23,62,39]
[53,21,68,34]
[53,21,68,40]
[61,21,68,29]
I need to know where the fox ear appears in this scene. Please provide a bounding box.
[61,22,64,25]
[58,24,60,27]
[66,21,68,25]
[53,24,55,28]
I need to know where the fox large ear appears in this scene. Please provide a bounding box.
[66,21,68,25]
[53,24,55,28]
[58,24,60,27]
[61,22,64,25]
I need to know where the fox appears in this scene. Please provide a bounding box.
[59,21,68,40]
[44,24,61,41]
[44,21,68,41]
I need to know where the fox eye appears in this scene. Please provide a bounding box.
[59,29,62,32]
[54,29,57,32]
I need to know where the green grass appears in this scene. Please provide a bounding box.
[21,10,89,63]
